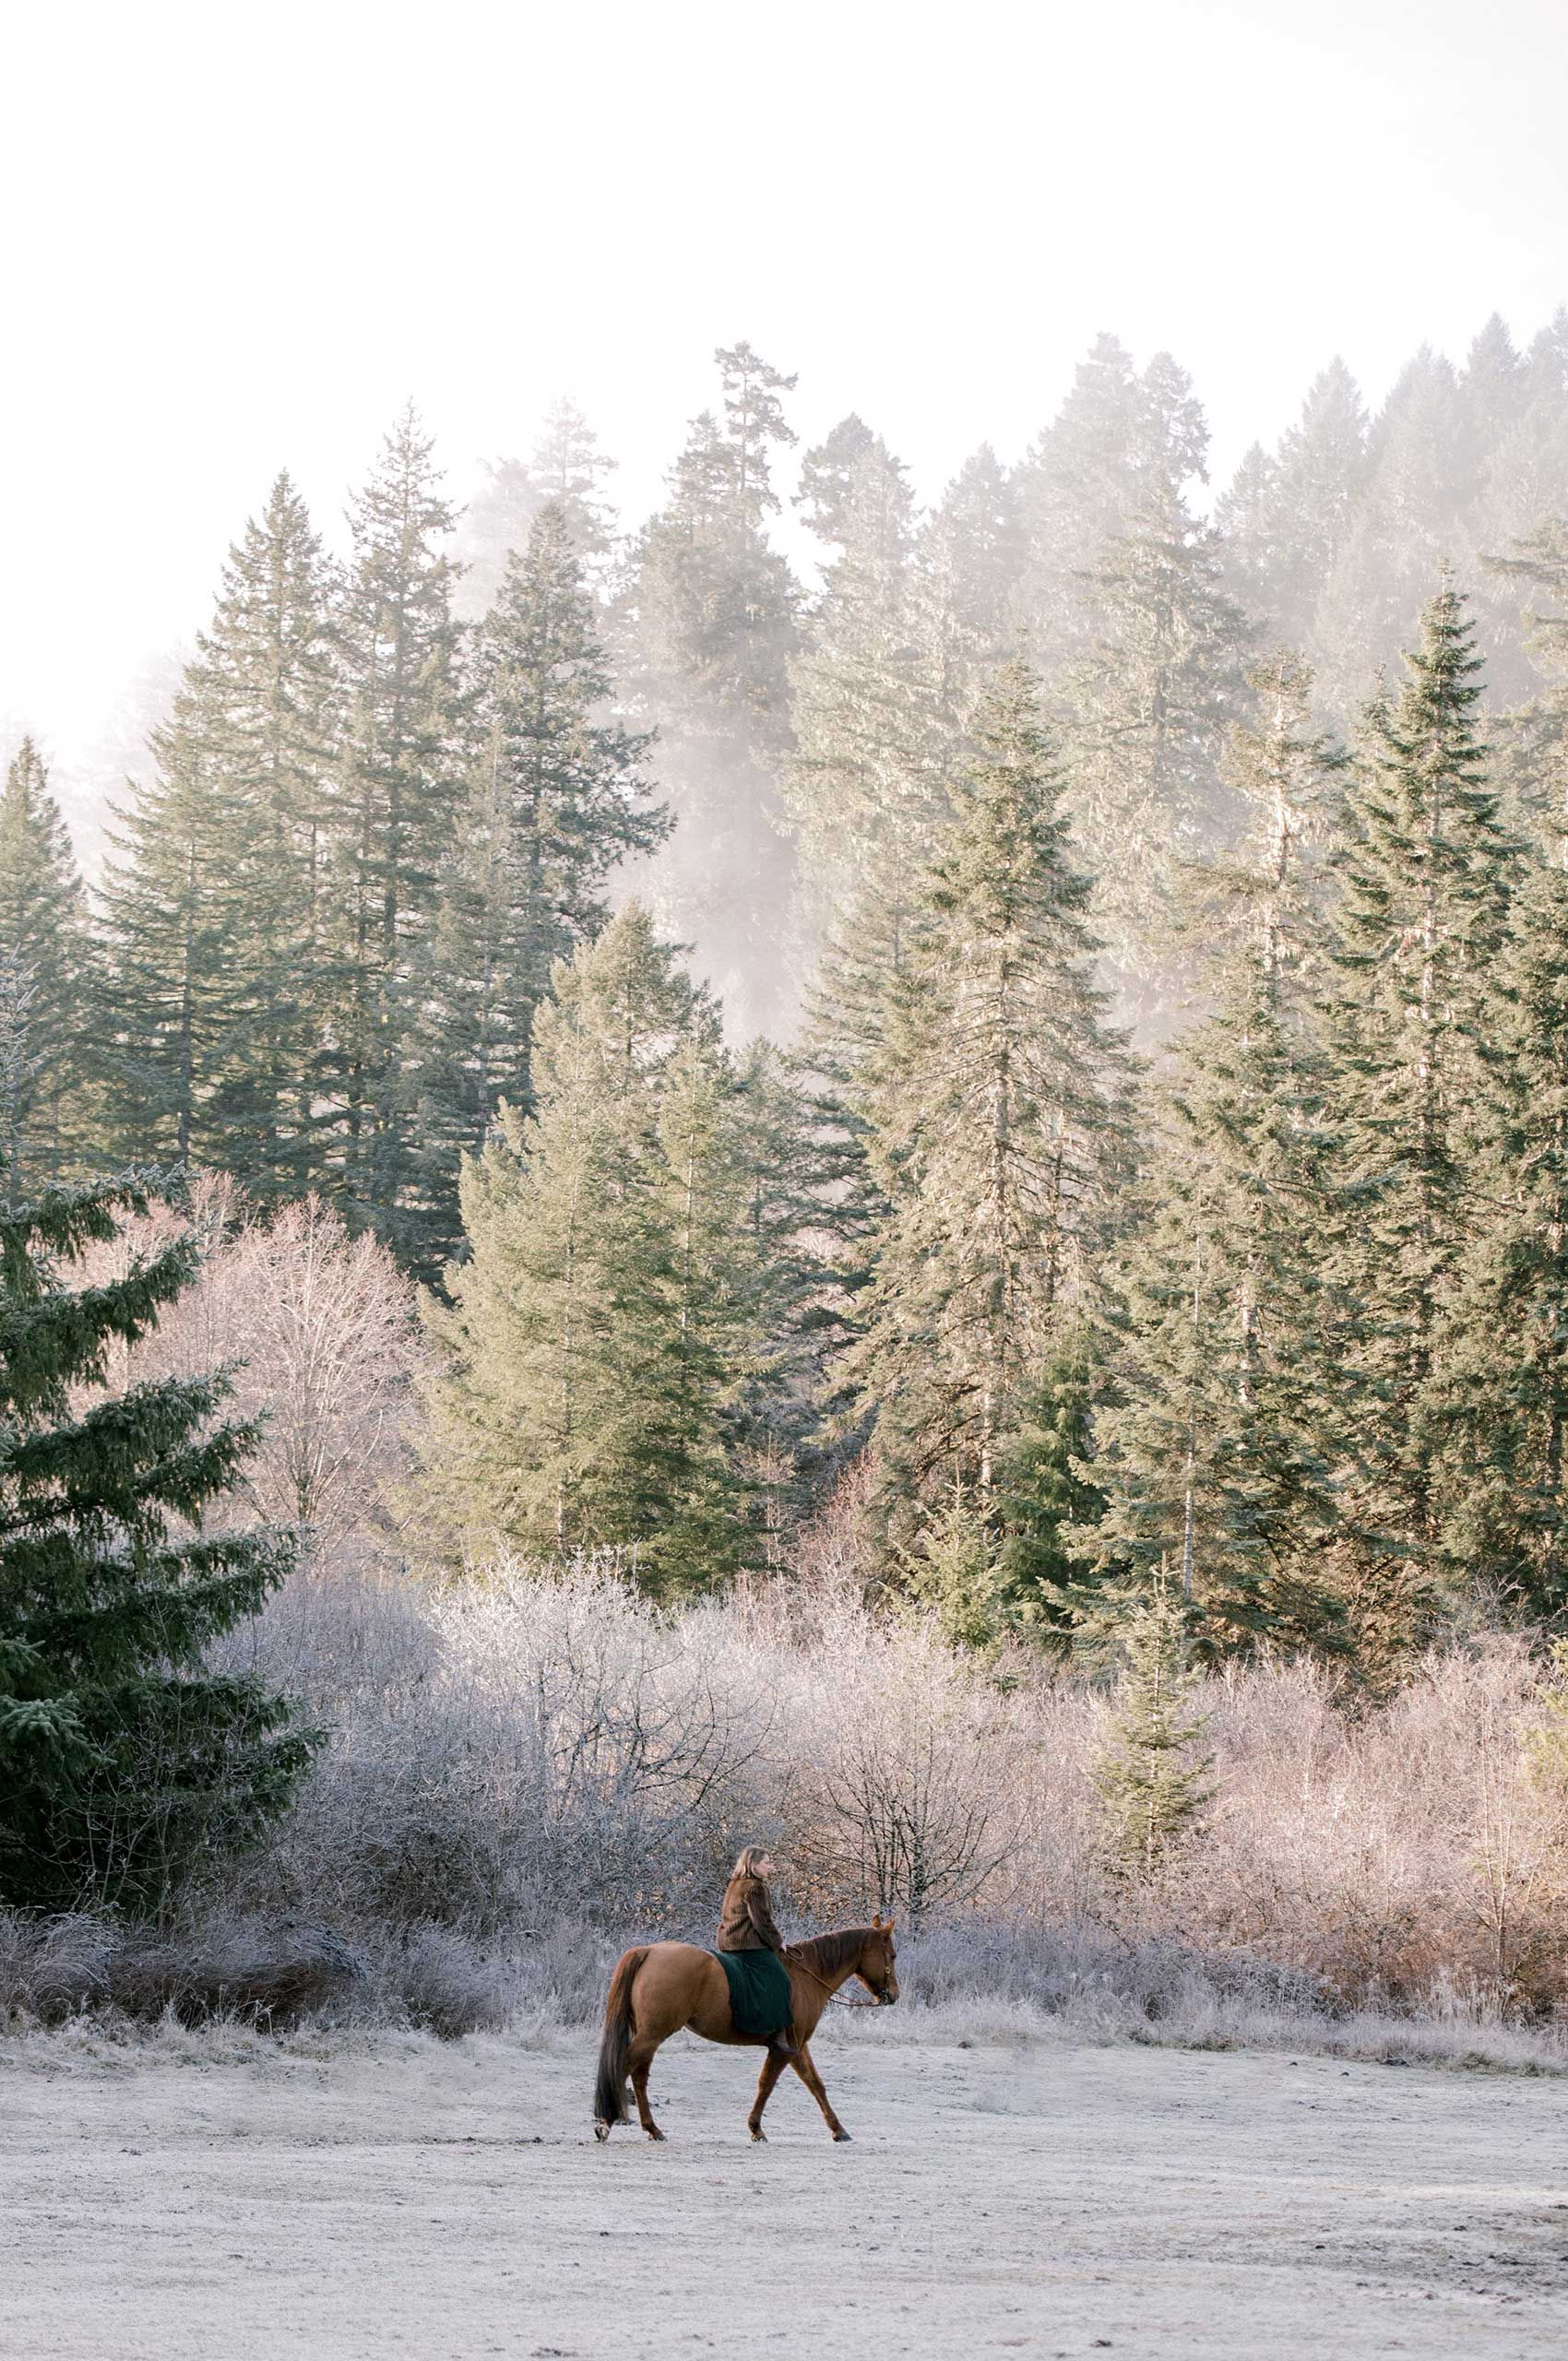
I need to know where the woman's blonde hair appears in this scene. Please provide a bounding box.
[731,1845,770,1880]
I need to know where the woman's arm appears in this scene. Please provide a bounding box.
[746,1881,787,1952]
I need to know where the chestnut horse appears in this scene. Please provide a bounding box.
[592,1918,899,2143]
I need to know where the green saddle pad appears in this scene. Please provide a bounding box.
[710,1946,792,2037]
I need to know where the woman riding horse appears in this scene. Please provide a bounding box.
[715,1846,799,2061]
[592,1852,899,2143]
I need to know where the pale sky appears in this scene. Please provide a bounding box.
[6,0,1568,842]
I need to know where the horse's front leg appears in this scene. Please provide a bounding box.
[627,2037,666,2142]
[747,2047,789,2142]
[790,2041,850,2142]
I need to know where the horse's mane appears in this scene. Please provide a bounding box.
[792,1926,877,1977]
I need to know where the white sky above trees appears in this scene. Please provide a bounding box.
[6,0,1568,836]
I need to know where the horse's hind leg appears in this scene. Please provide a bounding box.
[747,2048,788,2142]
[628,2036,666,2142]
[790,2042,850,2142]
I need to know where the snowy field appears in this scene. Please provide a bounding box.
[6,2025,1568,2360]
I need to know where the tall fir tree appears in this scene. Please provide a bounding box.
[1192,648,1348,972]
[456,398,618,620]
[787,450,1028,1335]
[1313,350,1469,721]
[0,950,42,1193]
[101,474,342,1192]
[333,409,463,1232]
[849,664,1128,1551]
[1483,514,1568,851]
[626,340,800,1034]
[0,740,97,1181]
[1317,584,1516,1676]
[0,1177,315,1909]
[1426,844,1568,1622]
[918,444,1026,730]
[1075,652,1348,1657]
[1216,358,1370,650]
[1082,955,1347,1658]
[795,412,880,551]
[1052,355,1253,1018]
[782,431,949,964]
[416,905,765,1592]
[403,503,666,1275]
[1010,332,1163,682]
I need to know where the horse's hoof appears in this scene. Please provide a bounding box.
[832,2130,852,2142]
[750,2129,767,2143]
[646,2128,666,2142]
[593,2120,612,2143]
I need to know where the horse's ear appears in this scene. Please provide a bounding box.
[872,1912,885,1930]
[885,1918,897,1937]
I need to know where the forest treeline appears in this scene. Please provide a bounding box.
[9,318,1568,1692]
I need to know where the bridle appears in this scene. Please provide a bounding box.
[787,1945,895,2011]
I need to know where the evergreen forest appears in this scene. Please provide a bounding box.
[12,317,1568,1695]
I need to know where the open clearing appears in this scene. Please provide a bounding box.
[5,2025,1567,2359]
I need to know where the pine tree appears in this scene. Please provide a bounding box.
[1426,845,1568,1620]
[784,891,905,1394]
[1082,956,1347,1658]
[1482,515,1568,851]
[782,431,949,961]
[456,399,618,619]
[1077,653,1348,1657]
[0,951,42,1191]
[1049,351,1253,1019]
[101,475,342,1192]
[1457,314,1527,488]
[1193,649,1348,973]
[416,906,764,1591]
[902,1490,1007,1653]
[0,740,97,1181]
[626,341,800,1032]
[787,454,1029,1345]
[402,504,666,1275]
[1011,332,1166,681]
[1058,564,1252,1012]
[994,1326,1109,1640]
[729,1037,829,1533]
[1216,358,1369,648]
[919,444,1026,728]
[849,664,1128,1549]
[796,413,880,551]
[335,409,462,1231]
[0,1177,315,1910]
[1318,584,1516,1674]
[1314,351,1469,720]
[1446,315,1568,706]
[98,725,238,1169]
[1091,1572,1213,1878]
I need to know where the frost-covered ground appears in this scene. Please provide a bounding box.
[6,2021,1568,2359]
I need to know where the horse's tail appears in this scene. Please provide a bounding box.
[593,1946,648,2132]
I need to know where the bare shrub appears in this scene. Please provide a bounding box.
[1158,1642,1568,2014]
[211,1550,1568,2025]
[71,1180,422,1551]
[786,1619,1016,1923]
[0,1906,356,2028]
[214,1553,779,1940]
[16,1525,1568,2048]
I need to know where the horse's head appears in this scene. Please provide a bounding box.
[858,1915,899,2006]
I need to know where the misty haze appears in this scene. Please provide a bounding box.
[8,6,1568,2358]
